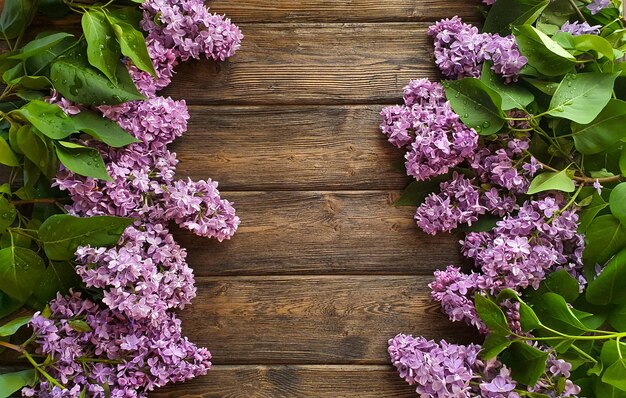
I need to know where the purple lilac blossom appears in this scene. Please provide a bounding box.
[27,0,242,396]
[129,0,243,97]
[559,21,602,36]
[380,79,478,181]
[587,0,611,15]
[26,293,211,398]
[387,335,580,397]
[461,196,585,294]
[428,17,527,83]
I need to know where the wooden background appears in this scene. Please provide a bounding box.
[150,1,481,396]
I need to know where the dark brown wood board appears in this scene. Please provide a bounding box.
[154,0,481,395]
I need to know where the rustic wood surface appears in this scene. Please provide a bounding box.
[153,0,481,396]
[38,0,481,396]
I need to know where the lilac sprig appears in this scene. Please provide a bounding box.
[25,0,242,396]
[428,17,527,83]
[388,334,580,398]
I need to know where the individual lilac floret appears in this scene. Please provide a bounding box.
[587,0,611,15]
[482,0,496,4]
[27,293,211,398]
[559,21,601,36]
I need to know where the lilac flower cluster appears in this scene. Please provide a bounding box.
[380,79,478,181]
[26,293,211,398]
[27,0,242,396]
[430,197,584,329]
[130,0,243,96]
[388,335,580,397]
[414,136,534,235]
[428,17,527,83]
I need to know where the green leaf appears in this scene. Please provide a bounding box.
[610,183,626,226]
[513,25,576,77]
[481,334,511,360]
[483,0,550,36]
[0,196,16,232]
[573,34,616,61]
[601,340,626,367]
[55,141,111,181]
[108,7,143,27]
[0,136,19,166]
[25,34,74,75]
[50,58,143,106]
[15,99,76,139]
[526,170,575,195]
[0,315,31,336]
[587,248,626,305]
[0,0,36,40]
[443,78,506,135]
[501,341,549,386]
[9,32,73,60]
[533,292,589,335]
[474,293,511,335]
[0,290,21,318]
[593,374,626,398]
[10,75,52,90]
[547,73,620,124]
[39,214,133,261]
[82,10,120,83]
[572,99,626,155]
[15,126,57,179]
[496,289,542,331]
[110,18,157,77]
[0,247,45,302]
[621,147,626,177]
[609,304,626,332]
[33,261,80,304]
[603,359,626,392]
[529,269,581,303]
[481,63,534,111]
[583,215,626,268]
[0,369,36,398]
[524,77,561,95]
[72,110,138,147]
[68,319,92,332]
[394,174,450,207]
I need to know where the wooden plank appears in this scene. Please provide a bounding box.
[175,105,409,191]
[152,365,416,397]
[161,23,441,105]
[178,191,462,276]
[181,276,475,364]
[208,0,481,23]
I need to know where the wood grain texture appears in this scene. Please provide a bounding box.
[161,23,442,105]
[175,105,409,191]
[152,365,416,398]
[178,191,463,276]
[209,0,481,23]
[181,276,476,365]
